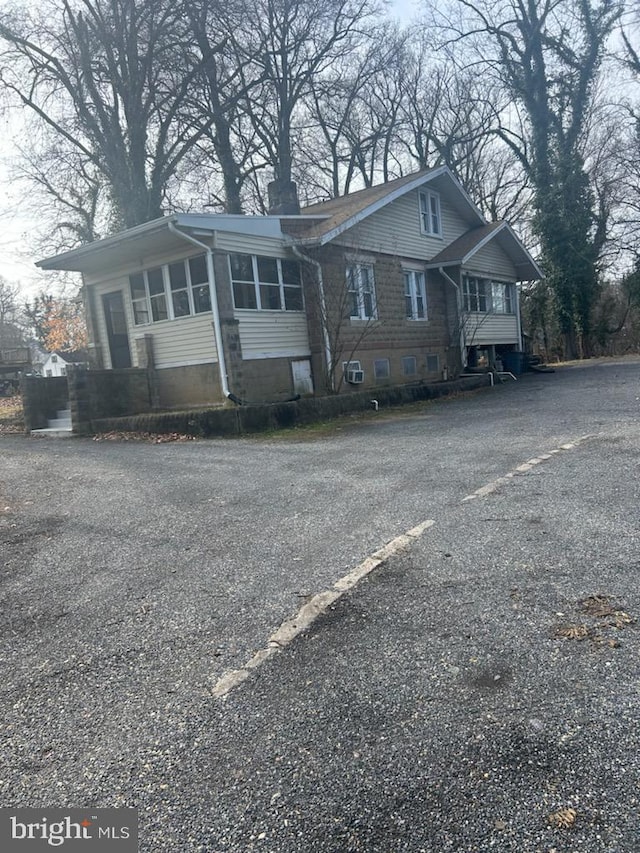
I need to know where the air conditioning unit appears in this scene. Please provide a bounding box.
[346,368,365,384]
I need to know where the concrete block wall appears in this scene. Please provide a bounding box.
[21,375,68,431]
[66,366,156,434]
[302,245,457,392]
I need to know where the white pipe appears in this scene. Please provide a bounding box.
[290,244,334,392]
[461,372,494,387]
[167,222,231,398]
[439,266,467,369]
[370,399,379,411]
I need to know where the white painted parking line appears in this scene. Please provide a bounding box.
[461,435,594,503]
[212,519,436,699]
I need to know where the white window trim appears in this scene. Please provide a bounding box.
[419,190,443,237]
[403,268,428,321]
[229,254,304,313]
[130,255,212,326]
[463,274,515,314]
[346,263,377,321]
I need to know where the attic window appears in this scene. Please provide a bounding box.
[419,190,442,237]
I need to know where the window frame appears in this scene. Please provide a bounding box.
[229,253,304,313]
[402,355,417,376]
[346,262,377,321]
[403,269,428,320]
[463,275,515,314]
[419,190,443,237]
[129,254,212,326]
[374,358,390,380]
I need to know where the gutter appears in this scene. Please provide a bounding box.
[439,266,467,368]
[167,222,231,399]
[290,244,334,392]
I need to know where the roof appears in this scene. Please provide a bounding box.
[426,221,543,281]
[45,350,89,362]
[293,166,485,245]
[36,213,293,274]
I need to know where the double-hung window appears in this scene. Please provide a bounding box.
[403,269,427,320]
[419,190,442,237]
[129,254,211,325]
[229,254,303,311]
[491,281,514,314]
[346,263,377,320]
[463,276,490,313]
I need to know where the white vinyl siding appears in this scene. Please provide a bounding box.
[237,311,311,360]
[134,313,217,368]
[464,313,520,346]
[469,242,519,281]
[336,188,473,259]
[90,275,217,369]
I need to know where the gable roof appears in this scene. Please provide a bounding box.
[425,221,543,281]
[45,350,88,363]
[292,166,486,245]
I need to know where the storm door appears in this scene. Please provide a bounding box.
[102,291,132,368]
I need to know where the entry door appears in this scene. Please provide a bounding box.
[102,291,132,368]
[291,359,314,395]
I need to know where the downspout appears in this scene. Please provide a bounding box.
[290,244,334,392]
[514,282,523,352]
[167,221,231,399]
[439,266,467,369]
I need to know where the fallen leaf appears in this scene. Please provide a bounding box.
[548,807,577,829]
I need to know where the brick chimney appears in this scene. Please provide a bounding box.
[267,180,300,215]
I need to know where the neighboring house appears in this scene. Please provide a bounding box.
[41,350,88,378]
[36,167,541,408]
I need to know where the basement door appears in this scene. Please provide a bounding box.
[291,359,314,395]
[102,291,132,368]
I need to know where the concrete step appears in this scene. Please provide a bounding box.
[47,418,72,430]
[31,427,75,438]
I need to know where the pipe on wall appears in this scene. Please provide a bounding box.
[167,222,231,399]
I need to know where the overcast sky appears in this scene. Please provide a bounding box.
[0,0,418,296]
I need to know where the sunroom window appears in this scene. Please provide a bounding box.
[129,254,211,325]
[229,253,303,312]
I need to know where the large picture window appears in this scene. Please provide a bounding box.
[463,275,514,314]
[403,269,427,320]
[346,263,377,320]
[129,254,211,325]
[229,254,303,312]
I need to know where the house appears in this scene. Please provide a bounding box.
[41,350,89,378]
[35,167,541,409]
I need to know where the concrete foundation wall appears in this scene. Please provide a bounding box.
[155,364,222,408]
[240,356,298,401]
[90,375,489,437]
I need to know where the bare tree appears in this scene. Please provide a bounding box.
[436,0,620,358]
[0,0,212,230]
[228,0,381,204]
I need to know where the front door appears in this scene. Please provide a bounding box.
[102,291,132,368]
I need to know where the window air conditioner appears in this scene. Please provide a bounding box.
[347,368,365,384]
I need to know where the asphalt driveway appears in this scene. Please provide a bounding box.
[1,358,639,851]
